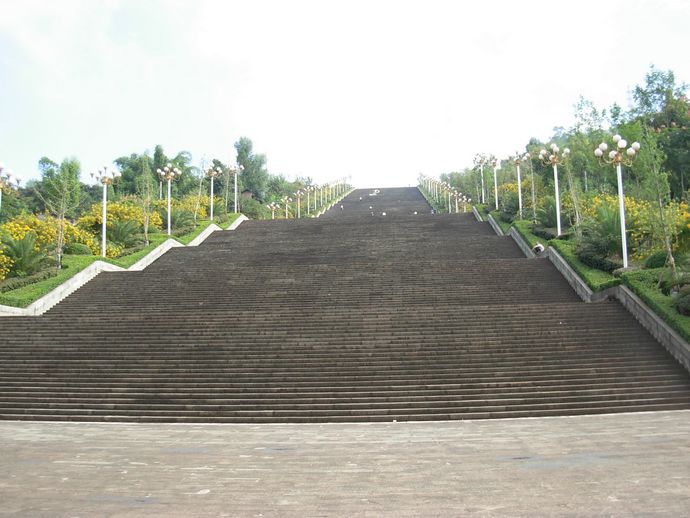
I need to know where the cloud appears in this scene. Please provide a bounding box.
[1,0,689,187]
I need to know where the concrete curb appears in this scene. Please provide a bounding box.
[486,213,504,236]
[0,217,245,317]
[226,214,248,230]
[188,224,222,246]
[508,227,536,259]
[0,261,125,316]
[128,239,184,271]
[471,206,483,222]
[315,189,355,218]
[545,247,618,303]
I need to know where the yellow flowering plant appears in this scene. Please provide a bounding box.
[0,251,13,281]
[77,200,162,232]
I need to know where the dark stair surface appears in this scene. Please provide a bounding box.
[0,186,689,423]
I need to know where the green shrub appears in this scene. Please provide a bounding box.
[532,225,558,241]
[165,210,195,230]
[537,196,558,228]
[0,268,58,293]
[674,285,690,316]
[1,233,47,277]
[643,250,685,269]
[109,219,142,247]
[550,239,620,291]
[118,243,146,257]
[622,269,690,342]
[657,268,690,295]
[239,198,270,220]
[172,225,196,237]
[575,248,623,273]
[499,190,519,216]
[64,242,93,255]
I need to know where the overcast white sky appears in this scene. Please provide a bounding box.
[1,0,689,188]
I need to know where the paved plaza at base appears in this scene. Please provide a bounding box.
[1,411,689,517]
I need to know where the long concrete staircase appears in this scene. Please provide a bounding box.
[0,187,689,422]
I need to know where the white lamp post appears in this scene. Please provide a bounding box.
[232,164,244,213]
[512,152,524,219]
[538,143,570,236]
[205,165,222,221]
[0,164,20,216]
[491,157,500,211]
[157,163,180,236]
[473,154,488,204]
[91,166,120,257]
[282,196,291,218]
[267,202,280,220]
[594,135,640,268]
[523,152,537,223]
[295,190,303,218]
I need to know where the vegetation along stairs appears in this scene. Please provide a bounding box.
[0,187,689,423]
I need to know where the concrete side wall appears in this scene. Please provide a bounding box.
[472,207,483,222]
[227,215,248,230]
[128,239,184,271]
[615,285,690,372]
[188,224,222,246]
[0,217,247,317]
[24,261,124,316]
[545,247,595,303]
[508,227,536,259]
[486,214,504,236]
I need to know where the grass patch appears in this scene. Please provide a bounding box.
[105,234,170,268]
[622,268,690,343]
[0,215,246,309]
[549,239,620,292]
[0,255,99,308]
[174,220,214,245]
[221,213,243,229]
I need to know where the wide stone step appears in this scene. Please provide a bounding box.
[1,398,689,423]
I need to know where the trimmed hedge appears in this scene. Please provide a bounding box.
[64,242,93,255]
[0,268,59,293]
[0,255,98,308]
[549,239,621,292]
[622,268,690,343]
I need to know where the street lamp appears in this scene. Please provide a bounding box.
[490,157,500,211]
[91,166,120,257]
[511,152,524,219]
[231,164,244,213]
[294,190,303,218]
[282,196,291,218]
[594,134,640,268]
[523,152,537,224]
[473,154,488,204]
[538,143,570,236]
[156,163,180,236]
[267,202,280,220]
[0,163,20,215]
[205,165,222,222]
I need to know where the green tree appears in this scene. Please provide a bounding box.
[235,137,269,201]
[135,152,156,245]
[39,157,81,269]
